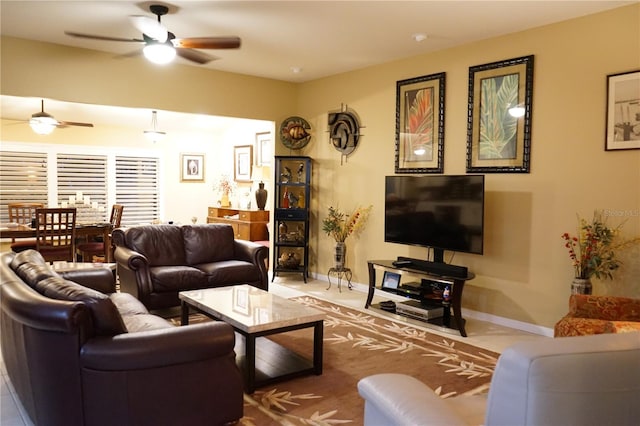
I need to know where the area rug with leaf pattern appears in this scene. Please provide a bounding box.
[232,295,498,425]
[172,295,498,425]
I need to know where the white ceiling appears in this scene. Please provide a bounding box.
[0,0,634,131]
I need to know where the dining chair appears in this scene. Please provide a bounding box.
[76,204,123,262]
[8,202,44,253]
[35,207,77,263]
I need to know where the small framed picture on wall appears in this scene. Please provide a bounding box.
[256,132,272,166]
[180,153,205,182]
[605,70,640,151]
[234,145,253,182]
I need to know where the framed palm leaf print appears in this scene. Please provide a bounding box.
[395,72,445,173]
[466,55,534,173]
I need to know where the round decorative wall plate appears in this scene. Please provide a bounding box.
[280,116,312,149]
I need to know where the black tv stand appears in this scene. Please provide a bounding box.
[396,256,468,279]
[366,260,474,337]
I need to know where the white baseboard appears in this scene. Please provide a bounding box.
[312,272,554,337]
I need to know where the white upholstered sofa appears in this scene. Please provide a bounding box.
[358,332,640,426]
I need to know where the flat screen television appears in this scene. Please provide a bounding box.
[384,175,485,265]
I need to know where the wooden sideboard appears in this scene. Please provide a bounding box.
[206,207,269,241]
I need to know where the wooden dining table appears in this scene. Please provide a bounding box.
[0,222,114,262]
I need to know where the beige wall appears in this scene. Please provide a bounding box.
[1,36,297,122]
[294,4,640,328]
[2,4,639,329]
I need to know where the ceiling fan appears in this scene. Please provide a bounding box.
[64,4,241,65]
[28,99,94,135]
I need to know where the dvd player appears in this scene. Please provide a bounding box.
[395,300,444,321]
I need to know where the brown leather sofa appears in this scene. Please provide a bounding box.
[112,223,268,311]
[0,250,244,426]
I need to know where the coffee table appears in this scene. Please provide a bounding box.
[179,285,325,393]
[51,261,116,273]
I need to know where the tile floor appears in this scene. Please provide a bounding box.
[1,274,545,425]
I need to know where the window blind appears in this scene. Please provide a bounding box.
[115,156,160,226]
[0,151,48,223]
[57,153,108,223]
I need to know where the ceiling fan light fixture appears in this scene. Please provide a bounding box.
[29,116,58,135]
[143,42,176,65]
[144,110,166,142]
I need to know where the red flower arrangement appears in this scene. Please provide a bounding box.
[561,210,639,280]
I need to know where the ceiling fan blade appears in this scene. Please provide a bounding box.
[129,15,168,42]
[114,49,143,60]
[58,121,94,128]
[176,48,218,65]
[65,31,145,43]
[173,37,241,49]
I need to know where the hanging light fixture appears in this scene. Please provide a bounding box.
[29,100,58,135]
[144,110,166,142]
[143,41,176,65]
[29,115,58,135]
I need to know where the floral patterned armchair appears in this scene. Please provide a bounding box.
[554,294,640,337]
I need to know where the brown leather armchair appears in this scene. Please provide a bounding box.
[113,223,268,310]
[1,250,244,426]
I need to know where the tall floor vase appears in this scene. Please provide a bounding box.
[334,241,346,270]
[571,277,592,295]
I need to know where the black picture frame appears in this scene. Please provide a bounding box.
[382,271,401,290]
[466,55,534,173]
[395,72,445,174]
[605,70,640,151]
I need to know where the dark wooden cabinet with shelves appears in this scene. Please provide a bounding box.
[366,260,474,337]
[272,156,311,282]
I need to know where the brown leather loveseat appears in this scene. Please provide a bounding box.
[0,250,244,426]
[113,223,268,310]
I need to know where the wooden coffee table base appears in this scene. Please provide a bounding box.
[234,321,323,393]
[180,288,324,394]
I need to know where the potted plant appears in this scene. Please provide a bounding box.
[561,210,639,294]
[322,205,372,270]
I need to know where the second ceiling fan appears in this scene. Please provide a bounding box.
[28,99,94,135]
[65,4,241,65]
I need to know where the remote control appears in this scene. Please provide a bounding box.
[392,260,412,267]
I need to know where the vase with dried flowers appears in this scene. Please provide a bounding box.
[322,205,372,269]
[561,210,639,294]
[213,175,235,207]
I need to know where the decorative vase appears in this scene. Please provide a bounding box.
[571,277,592,295]
[334,241,346,270]
[220,191,231,207]
[255,182,268,210]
